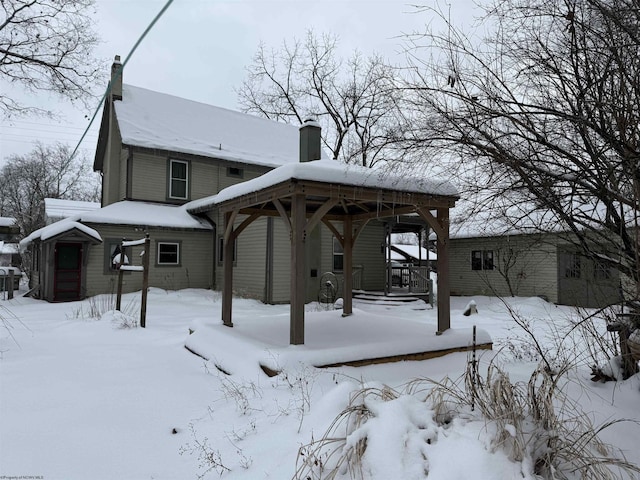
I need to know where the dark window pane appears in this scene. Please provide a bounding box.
[171,179,187,198]
[471,250,482,270]
[158,243,179,264]
[171,161,187,179]
[483,250,494,270]
[333,254,343,271]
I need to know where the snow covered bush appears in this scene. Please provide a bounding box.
[294,360,640,480]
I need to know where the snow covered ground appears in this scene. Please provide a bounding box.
[1,289,639,479]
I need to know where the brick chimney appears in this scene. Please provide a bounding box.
[299,117,321,162]
[110,55,123,101]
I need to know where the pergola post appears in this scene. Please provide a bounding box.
[436,207,450,334]
[343,216,353,316]
[290,193,306,344]
[222,211,234,327]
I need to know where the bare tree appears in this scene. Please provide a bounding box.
[403,0,640,300]
[0,0,103,117]
[0,142,99,238]
[237,31,406,167]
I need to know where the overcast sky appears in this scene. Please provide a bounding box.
[0,0,482,167]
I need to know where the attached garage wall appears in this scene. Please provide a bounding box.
[557,246,621,308]
[449,234,558,303]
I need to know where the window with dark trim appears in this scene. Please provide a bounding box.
[471,250,494,270]
[217,235,237,265]
[157,242,180,265]
[333,237,344,271]
[227,166,244,178]
[169,159,188,199]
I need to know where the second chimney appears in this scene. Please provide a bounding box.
[111,55,123,101]
[299,117,321,162]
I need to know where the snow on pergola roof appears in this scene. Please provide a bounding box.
[186,159,459,213]
[114,85,326,168]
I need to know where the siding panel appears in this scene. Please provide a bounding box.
[449,235,558,302]
[84,224,213,297]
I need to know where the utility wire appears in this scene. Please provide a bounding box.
[68,0,175,162]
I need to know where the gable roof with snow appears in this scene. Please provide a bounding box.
[20,221,102,252]
[103,84,324,169]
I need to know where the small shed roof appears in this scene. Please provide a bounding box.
[20,221,102,251]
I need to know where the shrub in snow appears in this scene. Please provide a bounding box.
[294,360,640,480]
[102,310,138,329]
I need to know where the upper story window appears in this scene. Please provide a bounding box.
[169,159,188,200]
[227,166,244,178]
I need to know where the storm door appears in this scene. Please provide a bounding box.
[54,243,83,301]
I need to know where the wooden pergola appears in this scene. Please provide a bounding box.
[215,175,458,345]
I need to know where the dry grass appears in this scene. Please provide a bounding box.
[293,358,640,480]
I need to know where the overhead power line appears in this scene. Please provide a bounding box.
[68,0,176,162]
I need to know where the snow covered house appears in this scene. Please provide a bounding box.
[447,213,621,308]
[20,57,460,339]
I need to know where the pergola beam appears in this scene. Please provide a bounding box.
[290,193,306,345]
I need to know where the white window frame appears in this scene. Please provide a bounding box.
[169,159,188,200]
[157,242,180,265]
